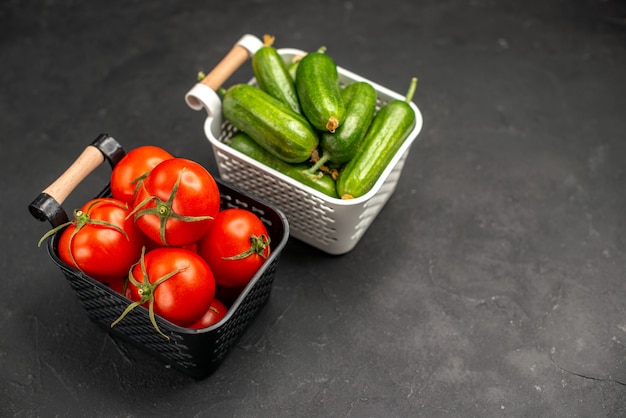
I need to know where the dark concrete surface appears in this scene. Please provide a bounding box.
[2,0,626,416]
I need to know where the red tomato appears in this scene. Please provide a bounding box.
[131,158,220,247]
[110,145,174,204]
[125,247,216,329]
[107,276,127,295]
[57,198,145,284]
[197,208,270,288]
[215,285,246,307]
[144,235,197,253]
[188,299,228,329]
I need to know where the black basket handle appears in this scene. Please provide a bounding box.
[28,134,125,227]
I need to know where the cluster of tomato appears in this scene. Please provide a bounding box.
[44,145,271,337]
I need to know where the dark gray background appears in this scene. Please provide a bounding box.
[2,1,626,416]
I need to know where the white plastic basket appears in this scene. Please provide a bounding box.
[186,35,423,255]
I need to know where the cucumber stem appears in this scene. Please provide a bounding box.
[405,77,418,103]
[263,34,275,46]
[326,116,339,132]
[306,153,331,175]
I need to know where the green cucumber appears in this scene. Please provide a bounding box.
[315,81,377,167]
[222,83,319,164]
[287,54,304,81]
[295,47,345,132]
[227,132,339,198]
[252,35,302,114]
[336,77,418,199]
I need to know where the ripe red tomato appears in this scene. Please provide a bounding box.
[110,145,174,204]
[131,158,220,247]
[144,235,197,253]
[215,284,246,306]
[197,208,271,288]
[125,247,216,329]
[188,299,228,329]
[108,277,126,295]
[57,198,145,285]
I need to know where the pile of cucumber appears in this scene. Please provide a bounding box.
[221,35,417,200]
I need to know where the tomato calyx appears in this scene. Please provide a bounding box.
[128,168,214,246]
[38,201,130,273]
[110,247,189,340]
[222,234,271,261]
[37,216,74,248]
[129,171,150,204]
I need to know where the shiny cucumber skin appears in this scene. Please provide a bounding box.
[222,84,319,164]
[227,132,339,198]
[336,78,418,199]
[252,43,302,114]
[287,58,300,81]
[295,49,345,132]
[320,81,377,164]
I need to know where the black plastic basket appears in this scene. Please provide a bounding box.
[29,134,289,378]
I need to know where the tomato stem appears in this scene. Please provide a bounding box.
[126,168,213,246]
[37,202,131,277]
[37,220,73,247]
[111,246,190,339]
[222,234,271,261]
[130,170,151,203]
[157,203,170,217]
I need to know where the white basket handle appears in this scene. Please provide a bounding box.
[185,34,263,116]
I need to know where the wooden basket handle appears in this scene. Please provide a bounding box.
[185,34,263,112]
[200,34,262,90]
[28,134,124,226]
